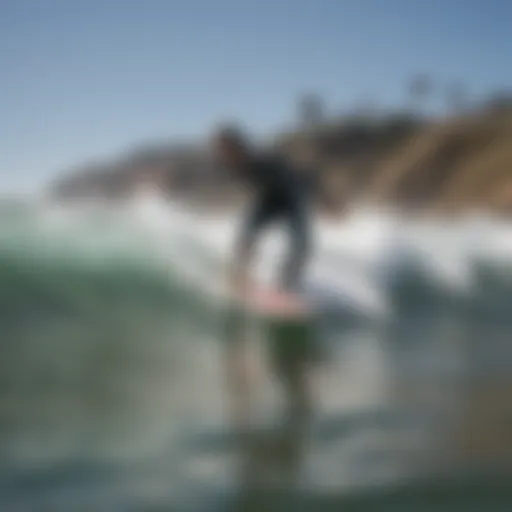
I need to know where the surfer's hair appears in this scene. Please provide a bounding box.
[214,123,250,151]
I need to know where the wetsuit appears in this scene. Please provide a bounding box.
[236,154,312,292]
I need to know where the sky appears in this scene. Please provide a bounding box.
[1,0,511,191]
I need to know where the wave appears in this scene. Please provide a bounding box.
[1,194,512,508]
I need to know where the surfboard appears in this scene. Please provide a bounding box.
[232,286,311,319]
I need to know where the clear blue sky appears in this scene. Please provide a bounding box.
[1,0,511,190]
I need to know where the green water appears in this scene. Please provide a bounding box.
[0,201,511,510]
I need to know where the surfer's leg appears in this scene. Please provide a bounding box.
[279,199,311,292]
[232,197,277,288]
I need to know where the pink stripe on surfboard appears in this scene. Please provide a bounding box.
[235,287,310,318]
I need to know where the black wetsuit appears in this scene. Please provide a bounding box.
[236,154,312,291]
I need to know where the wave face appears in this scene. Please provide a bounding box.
[1,195,512,510]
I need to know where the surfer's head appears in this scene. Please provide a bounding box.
[211,123,251,170]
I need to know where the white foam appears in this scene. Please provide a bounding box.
[27,194,512,316]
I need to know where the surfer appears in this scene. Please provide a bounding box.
[212,124,313,295]
[212,124,330,492]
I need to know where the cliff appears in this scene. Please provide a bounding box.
[48,106,512,215]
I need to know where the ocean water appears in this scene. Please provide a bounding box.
[0,192,511,511]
